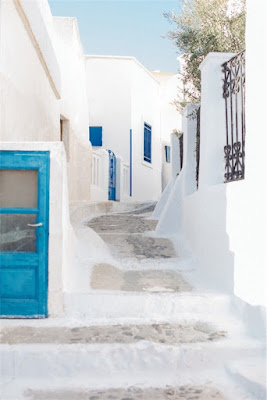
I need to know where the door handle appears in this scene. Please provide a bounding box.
[27,222,43,227]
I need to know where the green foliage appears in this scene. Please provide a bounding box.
[165,0,246,106]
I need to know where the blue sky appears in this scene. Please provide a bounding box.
[48,1,181,73]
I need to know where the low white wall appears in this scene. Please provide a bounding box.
[155,51,266,336]
[161,143,172,191]
[0,142,75,318]
[91,149,109,202]
[153,133,181,220]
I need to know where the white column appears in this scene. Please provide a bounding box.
[198,53,235,188]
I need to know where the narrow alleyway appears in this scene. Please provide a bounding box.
[1,204,264,400]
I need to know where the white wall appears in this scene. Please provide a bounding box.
[130,61,162,201]
[0,1,95,317]
[86,56,132,164]
[0,142,75,318]
[53,17,92,203]
[155,49,266,334]
[0,0,60,142]
[86,56,182,202]
[91,149,109,201]
[152,72,182,143]
[0,2,93,204]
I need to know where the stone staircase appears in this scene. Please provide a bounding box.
[0,202,265,400]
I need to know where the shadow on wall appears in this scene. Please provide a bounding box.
[155,102,234,294]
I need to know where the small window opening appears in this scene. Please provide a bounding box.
[60,116,70,161]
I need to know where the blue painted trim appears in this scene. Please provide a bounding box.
[0,208,38,214]
[0,253,38,265]
[130,129,132,197]
[0,150,50,318]
[144,123,152,164]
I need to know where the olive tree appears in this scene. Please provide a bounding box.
[165,0,246,107]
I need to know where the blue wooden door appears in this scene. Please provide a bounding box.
[108,150,116,201]
[0,151,50,318]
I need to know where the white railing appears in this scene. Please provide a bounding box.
[91,152,100,186]
[91,149,109,201]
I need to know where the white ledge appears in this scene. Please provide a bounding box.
[85,55,160,85]
[199,52,237,71]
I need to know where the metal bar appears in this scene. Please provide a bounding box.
[229,68,235,177]
[130,129,132,197]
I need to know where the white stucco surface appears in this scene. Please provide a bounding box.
[0,0,59,142]
[0,2,93,203]
[53,17,92,202]
[15,0,61,98]
[155,51,266,337]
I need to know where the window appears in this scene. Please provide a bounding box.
[60,116,70,160]
[89,126,102,146]
[165,145,171,163]
[144,123,152,163]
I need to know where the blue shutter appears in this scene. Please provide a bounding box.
[89,127,102,146]
[144,123,152,163]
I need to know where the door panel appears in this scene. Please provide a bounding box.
[0,213,37,252]
[0,169,38,208]
[0,151,50,318]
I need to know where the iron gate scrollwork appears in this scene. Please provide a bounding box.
[179,134,183,171]
[222,50,246,182]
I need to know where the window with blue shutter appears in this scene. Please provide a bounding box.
[144,123,152,163]
[89,126,102,146]
[165,145,171,163]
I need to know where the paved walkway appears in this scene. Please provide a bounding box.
[1,203,263,400]
[26,385,228,400]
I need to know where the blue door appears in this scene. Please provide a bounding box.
[0,151,50,318]
[108,150,116,201]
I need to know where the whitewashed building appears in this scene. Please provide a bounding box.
[0,0,182,318]
[86,56,181,202]
[0,0,92,317]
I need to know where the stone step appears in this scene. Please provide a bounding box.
[90,263,192,293]
[0,322,227,346]
[22,384,230,400]
[1,332,263,387]
[64,292,233,323]
[71,202,156,226]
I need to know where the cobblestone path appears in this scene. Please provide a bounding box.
[0,322,226,345]
[2,204,241,400]
[26,385,228,400]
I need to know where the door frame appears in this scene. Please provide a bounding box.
[0,150,50,318]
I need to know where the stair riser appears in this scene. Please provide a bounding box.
[64,293,231,321]
[1,343,262,386]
